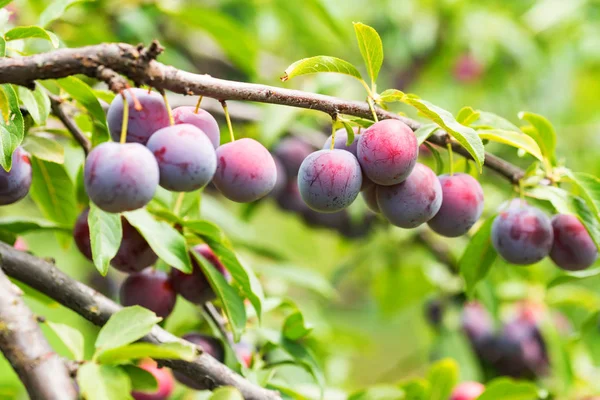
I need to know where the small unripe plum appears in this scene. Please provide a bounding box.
[170,244,228,304]
[84,142,159,213]
[172,106,220,148]
[323,127,359,157]
[213,138,277,203]
[361,182,380,213]
[120,270,176,319]
[454,54,484,83]
[298,149,362,213]
[273,136,315,178]
[132,359,174,400]
[0,147,32,205]
[146,124,217,192]
[450,382,485,400]
[357,119,418,186]
[550,214,598,271]
[427,173,484,237]
[376,163,442,228]
[173,333,224,389]
[107,88,170,144]
[492,200,553,265]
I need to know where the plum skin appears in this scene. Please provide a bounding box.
[132,359,174,400]
[450,382,485,400]
[357,119,418,186]
[173,333,224,389]
[107,88,170,144]
[361,182,380,213]
[0,147,32,205]
[323,127,359,156]
[213,138,277,203]
[146,124,217,192]
[120,270,176,319]
[377,163,442,228]
[427,173,484,237]
[73,208,158,273]
[550,214,598,271]
[84,142,159,213]
[491,201,553,265]
[172,106,220,148]
[274,136,315,179]
[297,149,362,213]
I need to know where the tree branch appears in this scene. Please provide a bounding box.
[0,242,280,400]
[0,42,525,184]
[49,95,91,155]
[0,267,77,400]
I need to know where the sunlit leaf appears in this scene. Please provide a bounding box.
[456,106,480,126]
[39,0,89,28]
[478,129,543,162]
[4,26,59,47]
[427,359,458,400]
[95,306,161,353]
[22,135,64,164]
[519,111,557,166]
[282,56,363,82]
[16,84,50,126]
[77,363,131,400]
[88,203,122,276]
[45,321,85,360]
[97,342,196,365]
[459,217,497,296]
[353,22,383,87]
[478,377,539,400]
[29,157,77,226]
[0,84,24,171]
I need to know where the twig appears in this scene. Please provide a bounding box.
[414,230,459,273]
[0,268,77,400]
[49,95,91,155]
[202,302,235,349]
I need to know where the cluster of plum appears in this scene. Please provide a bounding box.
[491,199,598,270]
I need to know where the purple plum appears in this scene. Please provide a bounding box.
[550,214,598,271]
[120,270,176,319]
[0,147,31,205]
[172,106,220,148]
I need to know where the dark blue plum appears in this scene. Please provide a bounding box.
[357,119,418,186]
[107,88,170,144]
[297,149,362,213]
[361,181,380,213]
[0,147,31,205]
[120,270,176,319]
[323,127,359,156]
[273,136,315,179]
[461,301,494,344]
[550,214,598,271]
[376,163,442,228]
[173,333,224,389]
[84,142,159,213]
[213,138,277,203]
[146,124,217,192]
[172,106,220,149]
[491,200,553,265]
[427,173,484,237]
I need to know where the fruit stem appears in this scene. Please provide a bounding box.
[367,97,379,122]
[519,179,525,201]
[163,92,175,126]
[127,87,142,111]
[120,95,129,144]
[330,119,337,151]
[194,96,203,114]
[447,142,454,176]
[173,192,185,216]
[220,100,235,142]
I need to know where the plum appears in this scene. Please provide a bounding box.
[84,142,159,213]
[454,54,484,83]
[461,301,494,345]
[172,106,220,148]
[427,173,484,237]
[550,214,598,271]
[132,359,174,400]
[276,181,309,213]
[0,147,32,205]
[234,340,253,368]
[269,155,287,199]
[273,136,315,179]
[120,270,176,319]
[107,88,170,144]
[146,124,217,192]
[213,138,277,203]
[450,382,485,400]
[357,119,418,186]
[323,127,359,156]
[297,149,362,213]
[376,163,442,228]
[74,208,158,273]
[492,200,553,265]
[173,333,224,389]
[361,182,380,213]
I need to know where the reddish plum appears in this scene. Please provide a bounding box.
[454,54,484,83]
[172,106,220,148]
[550,214,598,271]
[132,359,174,400]
[361,182,380,213]
[173,333,224,389]
[120,270,176,318]
[0,147,32,205]
[450,382,485,400]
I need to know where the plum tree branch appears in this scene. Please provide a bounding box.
[0,267,77,400]
[0,41,525,183]
[49,95,91,155]
[0,243,281,400]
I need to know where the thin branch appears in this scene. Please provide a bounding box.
[0,42,525,183]
[414,230,459,273]
[49,95,91,155]
[0,242,280,400]
[202,302,235,349]
[0,268,77,400]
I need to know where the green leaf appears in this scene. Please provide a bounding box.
[569,172,600,220]
[210,387,244,400]
[427,359,458,400]
[348,385,405,400]
[77,363,132,400]
[16,84,51,126]
[341,121,355,147]
[471,111,521,132]
[0,215,69,233]
[456,106,480,126]
[192,251,247,342]
[283,311,313,341]
[124,209,192,273]
[281,56,363,82]
[581,312,600,365]
[121,365,157,393]
[0,1,12,9]
[280,338,325,394]
[519,112,557,166]
[96,342,196,365]
[539,314,574,390]
[0,84,24,171]
[423,142,444,175]
[414,123,439,145]
[88,203,122,276]
[547,268,600,288]
[45,321,85,360]
[459,217,497,295]
[4,26,59,47]
[29,157,77,226]
[39,0,88,27]
[22,135,64,164]
[478,129,544,162]
[397,378,430,400]
[478,378,539,400]
[353,22,383,88]
[0,37,5,57]
[95,306,161,353]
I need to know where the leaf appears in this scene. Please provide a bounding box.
[281,56,363,82]
[124,209,192,273]
[96,342,196,365]
[353,22,383,87]
[192,251,247,342]
[0,37,5,57]
[459,217,497,296]
[569,172,600,220]
[478,129,544,162]
[95,306,161,353]
[423,142,444,175]
[427,359,458,400]
[45,321,85,360]
[581,312,600,365]
[398,378,430,400]
[29,157,77,226]
[0,215,69,233]
[4,26,59,47]
[88,203,122,276]
[39,0,88,27]
[283,311,313,341]
[379,89,406,103]
[56,76,108,138]
[471,111,521,132]
[22,135,64,164]
[519,111,557,165]
[16,84,51,126]
[121,365,157,393]
[348,385,405,400]
[547,268,600,288]
[0,84,24,170]
[414,123,439,145]
[456,106,480,126]
[0,1,13,8]
[77,363,131,400]
[210,387,244,400]
[341,121,355,147]
[477,378,539,400]
[280,338,325,394]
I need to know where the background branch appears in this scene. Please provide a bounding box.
[49,95,91,155]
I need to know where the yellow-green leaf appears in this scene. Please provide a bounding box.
[478,129,544,162]
[353,22,383,87]
[282,56,363,82]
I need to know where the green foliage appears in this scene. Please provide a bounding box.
[282,56,363,83]
[459,217,497,295]
[77,363,132,400]
[88,204,122,276]
[3,26,59,47]
[0,84,24,170]
[95,307,161,354]
[478,378,539,400]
